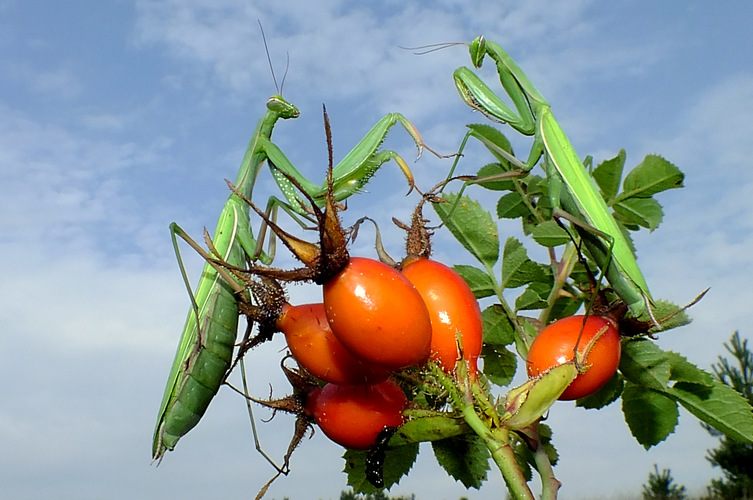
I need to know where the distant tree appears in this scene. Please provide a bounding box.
[335,491,469,500]
[338,490,415,500]
[642,464,687,500]
[703,331,753,500]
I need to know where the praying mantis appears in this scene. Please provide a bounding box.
[450,35,654,318]
[152,93,431,460]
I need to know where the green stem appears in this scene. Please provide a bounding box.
[538,242,579,325]
[431,364,534,500]
[512,175,548,225]
[535,441,561,500]
[482,261,529,349]
[462,408,534,500]
[528,423,561,500]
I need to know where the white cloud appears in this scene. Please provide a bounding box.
[633,73,753,364]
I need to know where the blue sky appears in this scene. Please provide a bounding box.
[1,1,752,499]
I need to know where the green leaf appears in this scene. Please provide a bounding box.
[592,149,626,202]
[501,237,546,289]
[576,372,624,409]
[482,304,514,345]
[621,382,679,449]
[531,220,571,247]
[567,260,598,289]
[513,423,558,479]
[537,423,559,466]
[619,339,671,391]
[618,341,752,445]
[390,416,469,446]
[547,294,583,323]
[344,443,419,493]
[513,445,533,482]
[467,123,515,167]
[433,193,499,268]
[618,154,684,200]
[482,344,517,386]
[497,192,530,219]
[514,282,550,311]
[613,197,664,231]
[476,163,516,191]
[517,318,539,357]
[669,381,753,443]
[665,351,714,386]
[646,299,695,332]
[453,264,495,299]
[501,237,528,288]
[528,174,549,195]
[432,434,490,489]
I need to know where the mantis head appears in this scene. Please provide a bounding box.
[469,36,486,68]
[267,95,300,119]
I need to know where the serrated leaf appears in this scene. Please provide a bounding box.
[592,149,626,202]
[497,192,530,219]
[501,237,546,289]
[512,422,558,480]
[344,443,419,494]
[482,304,514,345]
[621,382,679,449]
[467,123,515,167]
[531,220,571,247]
[432,434,490,489]
[433,193,499,268]
[513,444,533,481]
[514,282,550,311]
[481,344,517,386]
[516,262,548,288]
[537,423,559,465]
[568,260,598,287]
[576,372,624,409]
[621,298,697,335]
[618,154,684,200]
[665,351,714,386]
[501,237,528,287]
[645,299,693,333]
[453,264,495,299]
[476,163,516,191]
[547,294,583,323]
[648,299,695,332]
[517,318,539,357]
[613,197,664,231]
[390,416,469,446]
[669,381,753,443]
[619,339,671,390]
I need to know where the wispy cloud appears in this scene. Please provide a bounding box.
[2,61,82,100]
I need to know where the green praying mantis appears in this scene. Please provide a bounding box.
[152,92,433,460]
[450,35,654,318]
[154,31,664,464]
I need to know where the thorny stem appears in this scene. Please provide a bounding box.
[430,364,535,500]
